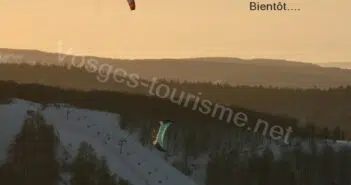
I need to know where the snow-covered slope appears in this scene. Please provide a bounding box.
[0,99,199,185]
[2,98,351,185]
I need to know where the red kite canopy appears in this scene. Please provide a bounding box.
[127,0,135,10]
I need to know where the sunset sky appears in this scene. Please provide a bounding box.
[0,0,350,63]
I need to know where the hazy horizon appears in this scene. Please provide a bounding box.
[0,0,350,63]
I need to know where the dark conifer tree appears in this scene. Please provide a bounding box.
[3,111,60,185]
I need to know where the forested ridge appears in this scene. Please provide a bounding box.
[0,81,350,185]
[0,62,350,136]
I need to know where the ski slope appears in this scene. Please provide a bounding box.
[0,99,199,185]
[1,98,351,185]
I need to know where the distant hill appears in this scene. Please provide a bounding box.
[318,62,351,69]
[1,48,351,136]
[1,48,351,89]
[0,62,350,137]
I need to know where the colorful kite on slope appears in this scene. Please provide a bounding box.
[152,120,173,152]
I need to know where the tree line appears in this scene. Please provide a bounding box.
[205,139,351,185]
[0,62,350,137]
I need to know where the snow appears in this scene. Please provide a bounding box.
[1,98,351,185]
[0,99,199,185]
